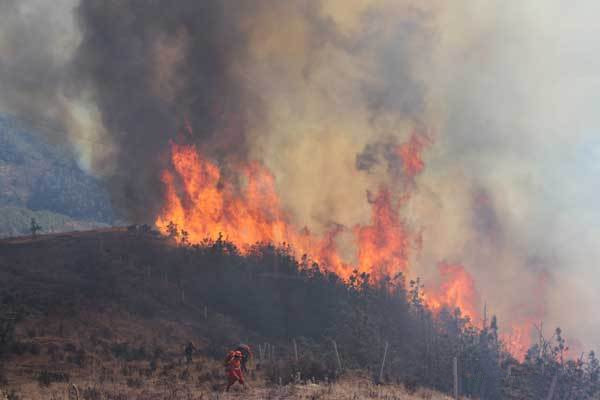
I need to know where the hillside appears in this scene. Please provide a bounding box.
[0,115,113,237]
[0,229,409,399]
[0,207,109,238]
[0,230,596,399]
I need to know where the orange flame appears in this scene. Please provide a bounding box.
[354,189,410,279]
[501,323,532,361]
[155,130,543,359]
[499,270,549,360]
[396,132,430,178]
[425,263,482,323]
[155,133,425,281]
[155,142,349,274]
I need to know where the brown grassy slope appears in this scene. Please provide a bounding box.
[0,230,456,399]
[1,310,453,399]
[4,363,453,400]
[3,381,453,400]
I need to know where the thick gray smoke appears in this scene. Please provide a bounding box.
[72,1,258,221]
[2,0,600,352]
[0,0,428,222]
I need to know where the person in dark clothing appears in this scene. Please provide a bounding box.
[184,341,196,364]
[235,344,253,373]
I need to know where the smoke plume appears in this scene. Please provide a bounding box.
[2,0,600,352]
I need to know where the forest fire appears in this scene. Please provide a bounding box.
[155,140,415,280]
[422,263,536,360]
[425,263,482,323]
[503,323,532,360]
[5,1,595,396]
[354,189,411,279]
[155,141,349,277]
[155,132,533,359]
[155,130,427,280]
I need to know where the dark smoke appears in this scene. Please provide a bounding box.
[6,0,600,349]
[73,1,257,221]
[72,0,428,222]
[355,139,403,175]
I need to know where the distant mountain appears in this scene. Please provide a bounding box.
[0,115,114,236]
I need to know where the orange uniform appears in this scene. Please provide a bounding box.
[228,356,241,369]
[226,350,245,390]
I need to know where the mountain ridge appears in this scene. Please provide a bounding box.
[0,115,114,236]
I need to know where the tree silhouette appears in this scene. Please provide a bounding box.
[30,217,42,238]
[166,221,179,239]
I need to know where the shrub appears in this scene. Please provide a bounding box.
[196,371,213,385]
[28,342,41,355]
[0,305,19,356]
[0,367,8,385]
[126,377,142,388]
[111,342,147,361]
[111,342,129,359]
[63,343,76,353]
[149,358,158,372]
[179,368,190,381]
[10,341,27,356]
[82,387,101,400]
[46,343,59,355]
[37,370,69,386]
[67,348,86,367]
[404,377,418,394]
[6,390,21,400]
[265,356,335,385]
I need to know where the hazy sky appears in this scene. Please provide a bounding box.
[422,1,600,350]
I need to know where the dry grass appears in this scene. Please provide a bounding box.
[1,328,456,400]
[1,361,454,400]
[2,378,453,400]
[0,294,455,399]
[222,379,454,400]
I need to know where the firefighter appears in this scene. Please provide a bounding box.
[225,350,245,391]
[184,341,196,364]
[235,343,253,373]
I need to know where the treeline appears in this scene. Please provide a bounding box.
[1,229,598,399]
[154,234,600,399]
